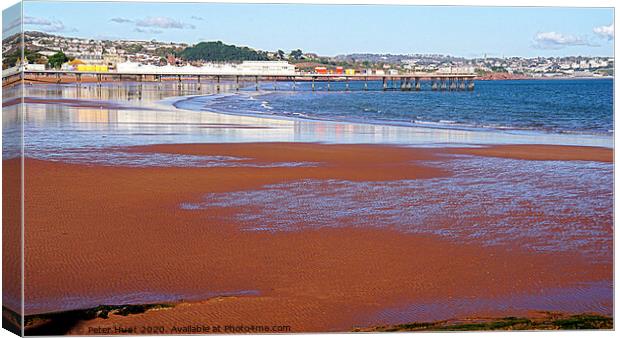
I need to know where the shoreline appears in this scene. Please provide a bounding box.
[8,80,614,149]
[167,86,614,149]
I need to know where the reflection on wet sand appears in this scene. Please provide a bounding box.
[10,83,613,166]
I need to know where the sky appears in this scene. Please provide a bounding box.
[4,1,615,57]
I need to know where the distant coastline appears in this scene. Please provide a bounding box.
[476,72,614,81]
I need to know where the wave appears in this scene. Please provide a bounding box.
[172,90,613,138]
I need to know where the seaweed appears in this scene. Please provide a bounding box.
[2,303,174,336]
[354,313,613,332]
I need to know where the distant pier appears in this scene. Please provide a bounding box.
[15,70,476,92]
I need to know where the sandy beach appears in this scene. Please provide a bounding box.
[1,81,613,334]
[13,141,612,333]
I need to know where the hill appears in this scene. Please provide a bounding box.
[179,41,269,62]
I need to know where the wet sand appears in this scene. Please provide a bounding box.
[3,97,163,110]
[18,142,612,333]
[445,144,613,163]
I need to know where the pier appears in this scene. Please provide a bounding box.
[16,70,476,92]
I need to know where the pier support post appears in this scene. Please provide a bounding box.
[216,76,221,92]
[459,77,466,91]
[431,78,437,91]
[415,77,420,91]
[177,74,182,89]
[327,77,330,91]
[364,77,368,91]
[312,77,315,91]
[76,73,81,87]
[468,79,475,91]
[382,77,387,91]
[235,76,239,91]
[292,77,296,91]
[345,77,349,91]
[255,76,259,91]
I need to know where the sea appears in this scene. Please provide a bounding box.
[177,78,613,136]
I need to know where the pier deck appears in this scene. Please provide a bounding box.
[12,70,477,91]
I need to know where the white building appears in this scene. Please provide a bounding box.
[24,63,46,71]
[437,66,475,74]
[116,60,296,75]
[237,61,295,75]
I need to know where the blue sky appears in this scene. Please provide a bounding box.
[11,1,616,57]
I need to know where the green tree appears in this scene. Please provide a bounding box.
[48,51,68,69]
[290,49,303,60]
[125,44,144,54]
[179,41,269,62]
[276,50,285,60]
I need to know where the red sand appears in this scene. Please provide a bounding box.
[13,142,612,333]
[445,144,613,163]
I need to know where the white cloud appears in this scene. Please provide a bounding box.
[135,17,195,29]
[532,31,598,49]
[24,16,50,26]
[134,27,163,34]
[24,16,76,33]
[110,17,133,24]
[593,23,614,40]
[190,16,204,21]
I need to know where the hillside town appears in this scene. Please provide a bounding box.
[2,31,614,78]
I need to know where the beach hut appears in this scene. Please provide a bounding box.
[315,66,327,74]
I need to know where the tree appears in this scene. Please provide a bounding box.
[48,51,68,69]
[3,49,44,68]
[179,41,269,62]
[126,44,144,54]
[276,50,285,60]
[290,49,303,60]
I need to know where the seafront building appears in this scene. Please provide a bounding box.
[116,60,296,76]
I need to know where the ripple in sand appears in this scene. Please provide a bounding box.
[182,156,612,262]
